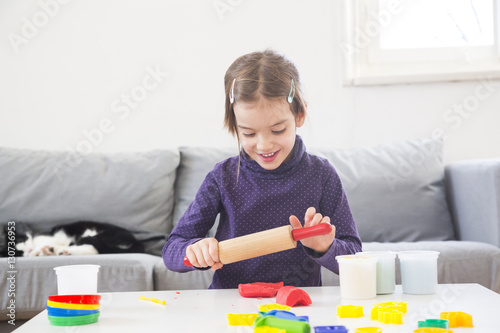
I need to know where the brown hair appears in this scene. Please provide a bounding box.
[223,49,307,136]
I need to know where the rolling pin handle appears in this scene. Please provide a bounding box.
[291,223,332,241]
[183,256,193,267]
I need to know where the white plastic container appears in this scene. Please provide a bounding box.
[336,255,377,299]
[398,251,439,294]
[356,251,396,294]
[54,265,100,295]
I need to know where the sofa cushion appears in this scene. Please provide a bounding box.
[172,147,236,234]
[0,254,160,320]
[0,147,179,236]
[154,259,214,290]
[321,241,500,293]
[311,138,455,242]
[446,159,500,247]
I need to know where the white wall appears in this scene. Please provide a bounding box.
[1,0,499,164]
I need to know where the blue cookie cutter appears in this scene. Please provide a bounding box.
[47,305,99,317]
[260,310,308,322]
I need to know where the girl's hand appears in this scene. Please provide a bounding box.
[186,238,223,271]
[289,207,336,254]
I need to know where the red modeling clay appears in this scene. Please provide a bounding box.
[276,286,312,307]
[238,282,284,298]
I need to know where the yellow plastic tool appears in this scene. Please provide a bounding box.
[337,305,364,318]
[227,313,258,326]
[370,302,407,324]
[47,300,100,310]
[254,326,286,333]
[440,311,473,328]
[414,328,453,333]
[258,304,291,312]
[355,327,382,333]
[138,296,166,305]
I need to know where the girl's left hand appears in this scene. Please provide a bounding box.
[289,207,336,254]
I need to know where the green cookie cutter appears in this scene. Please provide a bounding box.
[48,312,100,326]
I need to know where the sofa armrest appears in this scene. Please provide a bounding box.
[445,159,500,247]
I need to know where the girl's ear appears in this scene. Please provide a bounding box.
[296,110,306,128]
[295,113,305,128]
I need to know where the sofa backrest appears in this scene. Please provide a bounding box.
[171,146,236,236]
[172,138,456,243]
[310,138,455,242]
[0,147,179,235]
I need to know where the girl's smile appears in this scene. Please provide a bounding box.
[233,96,305,170]
[259,149,280,163]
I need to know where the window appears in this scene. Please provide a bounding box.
[341,0,500,85]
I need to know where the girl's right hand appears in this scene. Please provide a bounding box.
[186,238,223,271]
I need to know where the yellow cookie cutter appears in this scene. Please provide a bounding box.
[254,326,286,333]
[414,328,453,333]
[440,311,473,328]
[355,327,382,333]
[370,302,407,325]
[337,305,364,318]
[226,313,258,326]
[47,300,100,310]
[258,304,291,312]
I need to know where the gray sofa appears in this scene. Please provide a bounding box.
[1,138,499,322]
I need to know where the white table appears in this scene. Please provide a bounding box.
[14,284,500,332]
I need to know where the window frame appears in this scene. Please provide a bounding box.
[340,0,500,86]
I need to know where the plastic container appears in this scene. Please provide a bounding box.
[53,265,100,295]
[356,251,396,294]
[398,251,439,294]
[48,312,100,326]
[48,294,101,304]
[47,300,100,310]
[46,306,99,317]
[335,255,377,299]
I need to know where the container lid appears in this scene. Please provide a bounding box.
[335,254,378,263]
[47,300,100,310]
[48,295,101,304]
[48,312,100,326]
[47,306,99,317]
[397,250,440,259]
[53,264,101,272]
[356,251,396,258]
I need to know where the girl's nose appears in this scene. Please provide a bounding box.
[256,135,272,151]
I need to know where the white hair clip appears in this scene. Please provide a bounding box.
[287,78,295,103]
[229,78,236,104]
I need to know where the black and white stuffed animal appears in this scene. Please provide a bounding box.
[11,221,144,256]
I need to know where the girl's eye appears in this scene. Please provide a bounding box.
[242,133,255,137]
[272,128,286,135]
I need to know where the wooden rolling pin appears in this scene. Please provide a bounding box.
[183,223,332,266]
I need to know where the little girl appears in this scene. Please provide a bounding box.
[162,49,362,289]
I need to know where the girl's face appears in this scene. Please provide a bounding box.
[233,97,305,170]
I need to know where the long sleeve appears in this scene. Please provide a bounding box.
[162,171,222,272]
[304,162,362,273]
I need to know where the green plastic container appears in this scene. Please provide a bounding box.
[48,312,100,326]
